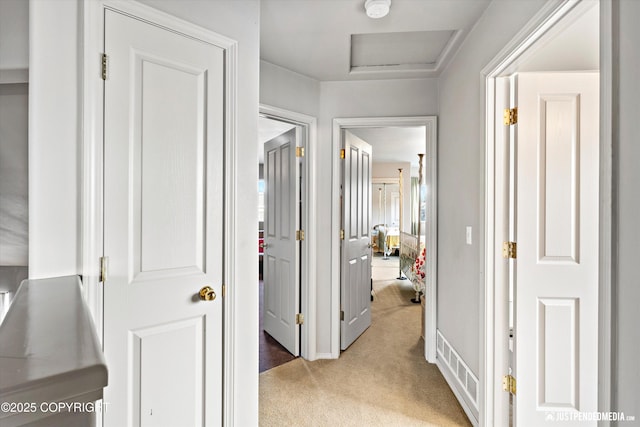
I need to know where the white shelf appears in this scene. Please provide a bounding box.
[0,68,28,84]
[0,276,107,427]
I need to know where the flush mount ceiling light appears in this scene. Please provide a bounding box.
[364,0,391,19]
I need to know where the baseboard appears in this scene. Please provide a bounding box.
[436,330,479,426]
[314,352,334,360]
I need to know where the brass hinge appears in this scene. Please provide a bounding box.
[504,107,518,125]
[296,230,305,241]
[340,149,345,159]
[340,229,345,240]
[296,146,305,158]
[222,284,226,298]
[340,310,345,321]
[503,375,516,394]
[99,256,109,283]
[295,313,304,325]
[101,53,108,80]
[503,241,517,259]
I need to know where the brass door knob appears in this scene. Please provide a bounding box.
[199,286,216,301]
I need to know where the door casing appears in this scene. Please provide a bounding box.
[331,116,438,361]
[81,1,240,425]
[481,1,613,426]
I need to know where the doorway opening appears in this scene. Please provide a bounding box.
[258,105,317,371]
[482,1,604,425]
[331,116,438,361]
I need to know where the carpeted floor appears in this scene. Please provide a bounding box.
[259,254,472,426]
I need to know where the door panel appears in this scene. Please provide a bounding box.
[515,72,598,426]
[341,130,372,350]
[263,128,300,356]
[103,10,223,426]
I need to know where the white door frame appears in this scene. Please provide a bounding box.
[259,104,318,360]
[81,1,241,425]
[480,1,613,425]
[331,116,438,362]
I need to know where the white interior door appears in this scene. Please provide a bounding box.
[263,128,300,356]
[341,130,372,350]
[103,9,224,426]
[515,72,599,425]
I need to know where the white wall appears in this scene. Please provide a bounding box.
[0,0,29,75]
[436,0,547,395]
[29,0,260,424]
[29,0,82,278]
[615,0,640,417]
[260,60,320,118]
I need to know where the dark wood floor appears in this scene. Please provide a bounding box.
[259,280,297,373]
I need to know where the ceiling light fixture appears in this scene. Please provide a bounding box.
[364,0,391,19]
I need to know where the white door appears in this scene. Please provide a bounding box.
[515,72,599,425]
[263,128,300,356]
[341,130,372,350]
[103,9,224,426]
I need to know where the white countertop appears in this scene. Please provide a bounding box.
[0,276,107,427]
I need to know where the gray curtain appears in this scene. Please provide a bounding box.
[410,177,419,235]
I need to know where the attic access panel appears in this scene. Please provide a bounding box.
[350,30,455,74]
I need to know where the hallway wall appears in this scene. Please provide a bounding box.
[437,0,548,414]
[260,60,320,118]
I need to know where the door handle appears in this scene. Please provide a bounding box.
[199,286,216,301]
[367,243,373,248]
[260,243,269,249]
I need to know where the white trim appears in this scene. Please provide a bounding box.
[314,352,334,360]
[481,1,610,426]
[81,0,105,341]
[597,1,615,424]
[437,358,479,427]
[222,38,239,427]
[81,1,239,425]
[436,330,480,426]
[481,0,582,77]
[331,116,438,362]
[259,104,318,361]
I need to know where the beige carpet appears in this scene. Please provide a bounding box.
[259,255,471,426]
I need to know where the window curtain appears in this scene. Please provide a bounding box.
[410,177,420,235]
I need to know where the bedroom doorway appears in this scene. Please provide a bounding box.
[258,105,317,370]
[482,1,602,425]
[331,116,438,362]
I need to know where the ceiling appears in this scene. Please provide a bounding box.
[260,0,492,81]
[258,0,599,168]
[258,0,491,166]
[348,127,426,169]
